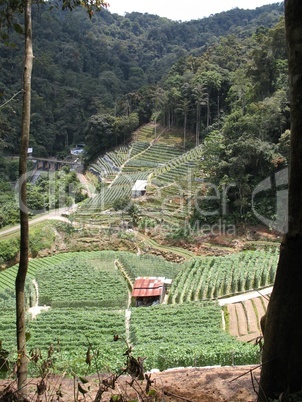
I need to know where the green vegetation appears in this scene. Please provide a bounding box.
[0,2,287,383]
[0,221,75,267]
[1,4,289,228]
[27,169,87,212]
[36,253,128,308]
[0,308,126,375]
[0,159,35,228]
[0,249,274,375]
[0,237,19,265]
[130,302,259,370]
[0,3,283,158]
[117,252,182,283]
[0,167,86,229]
[28,308,127,375]
[168,249,278,304]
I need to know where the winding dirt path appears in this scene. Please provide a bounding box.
[0,208,71,237]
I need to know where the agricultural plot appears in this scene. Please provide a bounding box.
[124,144,182,171]
[0,310,15,353]
[110,171,150,187]
[87,172,150,211]
[82,125,203,213]
[35,252,128,308]
[130,302,259,371]
[128,141,150,158]
[153,183,192,221]
[0,253,73,292]
[150,144,203,186]
[155,127,184,147]
[226,295,269,342]
[137,179,194,229]
[168,249,278,304]
[117,252,182,283]
[0,308,126,375]
[90,148,130,179]
[133,125,156,143]
[0,249,274,376]
[87,184,132,211]
[27,307,126,375]
[0,251,129,308]
[151,163,195,187]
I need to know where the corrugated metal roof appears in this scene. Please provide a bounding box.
[132,277,165,298]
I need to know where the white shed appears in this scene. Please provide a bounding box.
[132,180,147,198]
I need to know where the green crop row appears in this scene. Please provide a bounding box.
[125,144,182,169]
[1,250,278,305]
[129,141,150,158]
[117,252,181,282]
[88,185,132,210]
[110,171,150,187]
[36,253,128,308]
[1,247,275,376]
[130,302,259,370]
[168,249,278,303]
[0,307,127,376]
[150,144,203,180]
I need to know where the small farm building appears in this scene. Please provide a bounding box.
[131,180,147,198]
[132,276,172,307]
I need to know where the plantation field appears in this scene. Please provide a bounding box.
[130,302,259,371]
[0,249,276,375]
[168,249,278,304]
[28,308,126,375]
[36,252,128,308]
[80,124,205,224]
[117,252,182,283]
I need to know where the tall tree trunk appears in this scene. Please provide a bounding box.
[258,1,302,400]
[206,93,210,130]
[15,0,33,395]
[195,104,200,146]
[183,112,187,150]
[217,95,220,130]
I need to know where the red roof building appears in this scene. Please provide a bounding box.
[132,277,172,306]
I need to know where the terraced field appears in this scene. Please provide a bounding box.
[221,292,270,342]
[81,124,206,226]
[0,248,276,375]
[228,296,268,341]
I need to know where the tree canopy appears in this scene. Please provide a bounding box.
[0,2,284,157]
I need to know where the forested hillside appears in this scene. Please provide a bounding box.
[0,2,289,229]
[0,2,283,157]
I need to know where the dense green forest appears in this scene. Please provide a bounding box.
[0,2,284,156]
[0,2,289,228]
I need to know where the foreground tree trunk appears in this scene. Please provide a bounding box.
[258,1,302,400]
[15,0,33,394]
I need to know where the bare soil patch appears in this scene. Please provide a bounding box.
[0,365,260,402]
